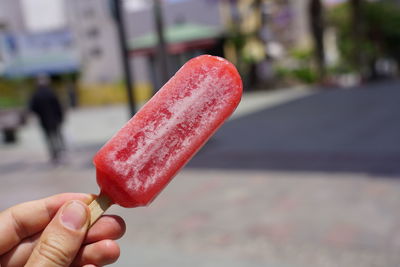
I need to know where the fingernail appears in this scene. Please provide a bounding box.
[61,201,88,230]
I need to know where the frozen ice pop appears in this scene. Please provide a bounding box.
[89,55,242,224]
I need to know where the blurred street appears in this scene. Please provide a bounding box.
[190,80,400,175]
[1,81,400,267]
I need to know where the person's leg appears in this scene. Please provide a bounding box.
[51,126,65,163]
[56,126,66,151]
[44,129,59,162]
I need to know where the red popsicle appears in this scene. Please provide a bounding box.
[89,55,242,224]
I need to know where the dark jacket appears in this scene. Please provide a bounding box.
[29,86,64,132]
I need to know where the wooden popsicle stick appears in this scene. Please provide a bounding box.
[89,193,113,227]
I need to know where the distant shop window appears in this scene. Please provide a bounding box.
[0,23,7,30]
[83,8,95,18]
[87,28,99,38]
[40,41,51,49]
[90,47,102,58]
[63,39,73,48]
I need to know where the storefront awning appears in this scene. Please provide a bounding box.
[129,23,222,56]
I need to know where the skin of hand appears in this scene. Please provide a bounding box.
[0,193,126,267]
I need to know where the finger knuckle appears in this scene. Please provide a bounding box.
[36,236,70,266]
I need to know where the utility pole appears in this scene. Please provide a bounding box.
[114,0,136,116]
[153,0,169,85]
[309,0,326,80]
[350,0,363,74]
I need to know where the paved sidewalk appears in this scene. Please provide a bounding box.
[1,85,400,267]
[1,165,400,267]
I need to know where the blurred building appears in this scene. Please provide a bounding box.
[0,30,79,77]
[1,0,223,87]
[0,0,26,32]
[0,0,24,71]
[64,0,122,84]
[0,0,120,83]
[0,0,79,77]
[126,0,223,91]
[0,0,320,101]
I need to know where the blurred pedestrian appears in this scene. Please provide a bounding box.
[29,74,65,163]
[67,79,78,108]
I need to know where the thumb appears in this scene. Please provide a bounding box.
[26,200,89,267]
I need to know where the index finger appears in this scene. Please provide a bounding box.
[0,193,94,255]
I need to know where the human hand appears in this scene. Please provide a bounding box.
[0,193,126,267]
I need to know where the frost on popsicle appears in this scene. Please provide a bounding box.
[94,55,242,207]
